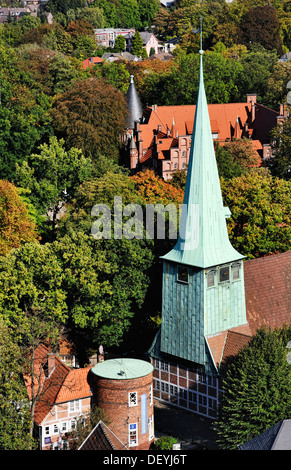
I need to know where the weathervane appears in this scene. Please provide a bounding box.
[199,17,203,55]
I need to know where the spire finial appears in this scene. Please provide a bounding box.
[199,17,203,55]
[130,75,134,83]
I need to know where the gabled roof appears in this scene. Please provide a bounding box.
[238,420,291,450]
[138,100,279,164]
[81,57,103,69]
[24,344,92,426]
[79,420,128,450]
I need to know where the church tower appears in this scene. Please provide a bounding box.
[159,48,247,368]
[149,41,248,418]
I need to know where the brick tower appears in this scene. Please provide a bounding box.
[91,358,154,450]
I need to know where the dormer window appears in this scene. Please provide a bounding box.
[219,266,229,282]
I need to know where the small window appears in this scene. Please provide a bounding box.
[207,270,215,288]
[219,266,229,282]
[232,264,240,280]
[129,423,137,446]
[129,392,137,407]
[177,266,188,283]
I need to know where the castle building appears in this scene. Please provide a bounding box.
[125,77,283,180]
[147,47,291,419]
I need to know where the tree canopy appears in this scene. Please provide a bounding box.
[215,326,291,450]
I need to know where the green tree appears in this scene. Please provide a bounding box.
[239,46,278,105]
[131,30,143,57]
[221,171,291,258]
[0,319,36,450]
[15,136,92,240]
[114,34,126,52]
[215,326,291,450]
[266,116,291,180]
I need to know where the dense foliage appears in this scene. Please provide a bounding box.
[0,0,290,450]
[215,326,291,450]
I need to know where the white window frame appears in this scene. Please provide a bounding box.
[149,385,153,406]
[129,423,138,447]
[69,399,80,413]
[148,415,154,440]
[128,391,138,407]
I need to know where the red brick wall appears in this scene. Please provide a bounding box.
[92,372,154,450]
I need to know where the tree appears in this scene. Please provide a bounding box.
[266,115,291,181]
[131,169,184,206]
[238,5,282,54]
[49,78,127,161]
[214,326,291,450]
[239,46,278,105]
[114,34,126,52]
[0,180,39,256]
[131,30,143,57]
[15,136,92,240]
[221,171,291,258]
[0,319,36,450]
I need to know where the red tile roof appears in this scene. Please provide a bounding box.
[244,251,291,335]
[24,344,92,425]
[81,57,103,69]
[207,251,291,369]
[139,102,278,164]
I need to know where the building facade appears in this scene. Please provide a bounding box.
[24,344,92,450]
[124,79,283,179]
[94,28,135,50]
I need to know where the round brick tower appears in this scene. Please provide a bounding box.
[91,358,155,450]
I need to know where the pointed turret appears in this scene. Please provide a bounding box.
[125,75,143,130]
[161,50,244,269]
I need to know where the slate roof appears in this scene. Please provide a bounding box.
[79,420,128,450]
[125,76,143,129]
[238,420,291,450]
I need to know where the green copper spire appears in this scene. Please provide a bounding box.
[161,48,244,269]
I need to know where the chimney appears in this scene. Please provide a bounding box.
[247,94,257,122]
[279,103,287,118]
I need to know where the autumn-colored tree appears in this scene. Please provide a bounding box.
[50,78,128,160]
[238,5,282,54]
[131,169,184,206]
[223,138,261,169]
[0,180,39,256]
[66,18,94,38]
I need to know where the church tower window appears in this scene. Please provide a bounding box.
[219,266,229,282]
[177,265,188,283]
